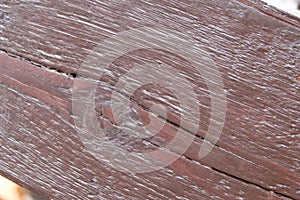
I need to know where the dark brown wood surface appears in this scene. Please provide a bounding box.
[0,0,299,199]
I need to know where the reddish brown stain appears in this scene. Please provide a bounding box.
[0,0,299,199]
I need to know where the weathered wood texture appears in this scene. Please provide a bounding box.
[0,54,295,200]
[0,0,299,199]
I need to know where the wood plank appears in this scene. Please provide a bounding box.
[0,54,298,199]
[0,0,299,199]
[0,0,299,173]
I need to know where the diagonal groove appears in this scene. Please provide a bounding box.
[97,99,296,200]
[210,167,295,200]
[0,51,297,199]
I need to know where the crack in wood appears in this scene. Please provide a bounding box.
[1,52,298,199]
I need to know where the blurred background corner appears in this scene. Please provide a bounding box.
[0,176,44,200]
[262,0,300,17]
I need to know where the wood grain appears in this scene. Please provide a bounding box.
[0,0,299,199]
[0,53,294,200]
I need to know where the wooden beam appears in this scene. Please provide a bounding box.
[0,0,299,199]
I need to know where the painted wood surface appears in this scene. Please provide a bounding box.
[0,0,299,199]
